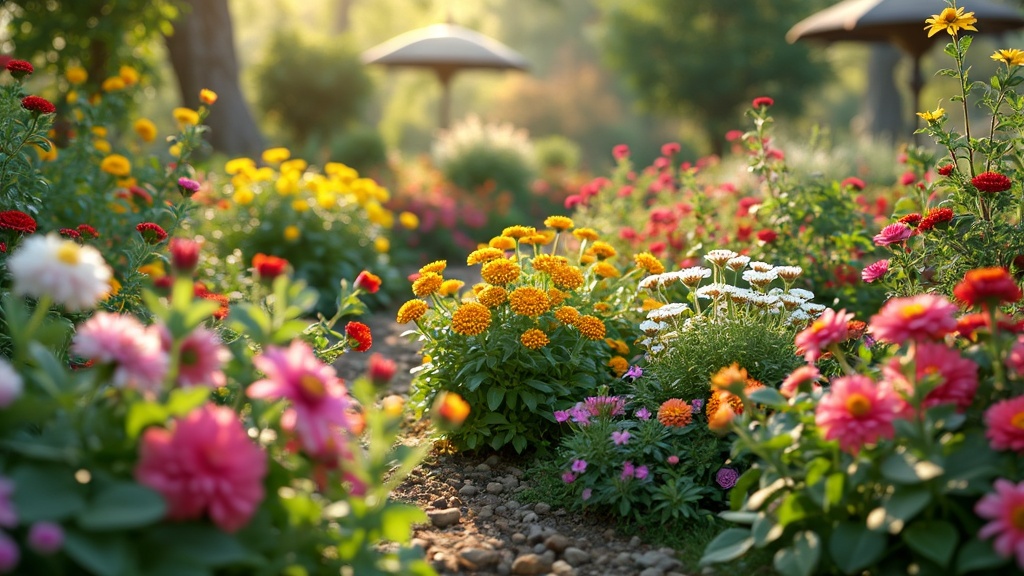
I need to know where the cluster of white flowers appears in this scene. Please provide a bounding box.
[7,234,113,312]
[432,114,535,170]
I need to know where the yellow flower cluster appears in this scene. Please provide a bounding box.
[555,306,580,325]
[520,328,550,350]
[575,315,606,340]
[412,272,444,297]
[543,215,574,231]
[532,254,568,273]
[481,259,521,285]
[608,356,629,377]
[397,300,428,324]
[606,338,630,355]
[588,241,617,260]
[489,236,516,250]
[467,247,505,265]
[451,302,492,336]
[477,285,508,308]
[508,287,550,317]
[420,260,447,275]
[634,252,666,275]
[572,227,600,242]
[439,279,464,297]
[593,262,620,278]
[549,264,584,290]
[547,288,567,307]
[502,225,536,239]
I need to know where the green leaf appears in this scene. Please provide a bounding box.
[747,477,786,511]
[77,482,166,531]
[126,402,168,439]
[166,387,212,417]
[11,464,86,522]
[955,538,1008,574]
[747,387,786,407]
[730,467,761,510]
[381,503,428,543]
[776,492,811,527]
[903,520,958,567]
[184,300,222,327]
[752,513,783,548]
[881,450,943,484]
[486,387,504,411]
[63,529,130,576]
[773,531,820,576]
[148,524,258,567]
[829,521,886,575]
[824,473,844,512]
[866,485,931,534]
[700,528,754,566]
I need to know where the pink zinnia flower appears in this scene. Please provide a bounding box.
[780,365,822,398]
[248,340,353,458]
[975,479,1024,569]
[984,395,1024,452]
[873,222,912,247]
[1009,337,1024,379]
[27,521,64,554]
[161,326,229,388]
[611,430,631,445]
[841,177,866,190]
[135,404,266,533]
[794,308,854,362]
[861,259,890,283]
[635,465,649,480]
[883,342,978,412]
[71,312,169,394]
[869,294,959,344]
[621,461,636,480]
[612,144,630,160]
[815,375,903,455]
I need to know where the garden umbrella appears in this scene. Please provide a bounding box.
[787,0,1024,128]
[361,23,529,129]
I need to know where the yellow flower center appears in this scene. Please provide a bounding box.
[845,392,872,417]
[1012,505,1024,530]
[299,374,325,400]
[900,303,926,319]
[1011,411,1024,430]
[811,320,827,333]
[56,241,81,265]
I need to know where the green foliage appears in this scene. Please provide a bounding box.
[253,29,373,143]
[534,134,581,173]
[320,126,389,176]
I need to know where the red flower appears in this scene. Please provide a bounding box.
[725,129,744,142]
[5,59,33,79]
[129,185,154,205]
[918,207,954,231]
[20,95,55,115]
[169,238,200,274]
[900,171,916,186]
[353,270,381,294]
[252,253,288,279]
[899,213,923,226]
[757,229,778,243]
[752,96,774,108]
[972,171,1012,193]
[194,283,230,320]
[58,228,81,240]
[136,222,168,244]
[368,353,397,385]
[953,267,1023,309]
[345,321,372,352]
[0,210,36,234]
[661,142,681,156]
[937,163,955,176]
[841,177,865,190]
[612,144,630,160]
[0,242,6,253]
[76,224,99,239]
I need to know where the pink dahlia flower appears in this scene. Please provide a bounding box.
[861,259,890,283]
[780,365,822,398]
[248,340,353,458]
[135,404,266,533]
[1009,337,1024,379]
[872,222,912,247]
[161,326,229,388]
[975,479,1024,569]
[794,308,854,362]
[869,294,958,344]
[883,342,978,412]
[984,395,1024,452]
[815,375,903,455]
[71,312,169,394]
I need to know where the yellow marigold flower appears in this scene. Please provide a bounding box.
[529,233,554,245]
[91,127,108,138]
[434,391,471,426]
[262,147,291,164]
[325,162,358,182]
[481,259,521,285]
[555,306,580,325]
[284,225,300,241]
[173,107,200,127]
[917,105,945,122]
[291,199,309,212]
[580,253,595,265]
[594,302,611,313]
[65,66,88,85]
[168,143,182,158]
[399,211,419,229]
[93,139,111,154]
[508,286,550,317]
[451,302,491,336]
[133,118,157,142]
[925,6,978,37]
[275,175,299,196]
[397,299,429,323]
[706,389,743,418]
[102,76,125,92]
[992,49,1024,67]
[467,247,505,265]
[502,225,536,239]
[422,354,432,364]
[316,192,336,209]
[550,264,584,290]
[544,215,574,231]
[100,154,132,177]
[381,395,404,418]
[420,260,447,275]
[572,227,599,242]
[225,157,256,174]
[138,261,166,278]
[575,315,606,340]
[413,272,444,297]
[34,143,57,162]
[281,158,308,174]
[593,262,620,278]
[589,241,617,260]
[199,88,218,105]
[533,254,568,273]
[608,356,629,377]
[252,167,274,181]
[233,186,255,205]
[520,328,550,350]
[440,279,465,297]
[634,252,665,275]
[547,288,567,307]
[66,90,78,103]
[477,285,508,308]
[658,399,693,427]
[375,237,390,253]
[711,363,753,395]
[117,177,137,189]
[489,236,516,250]
[105,277,122,300]
[119,65,139,86]
[606,338,629,355]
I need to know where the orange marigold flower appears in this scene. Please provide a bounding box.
[593,262,620,278]
[502,225,537,239]
[412,272,444,296]
[481,259,521,285]
[708,404,736,435]
[555,306,580,325]
[467,247,505,265]
[397,299,428,324]
[199,88,218,105]
[509,286,550,317]
[419,259,447,275]
[641,298,663,311]
[520,328,549,349]
[547,288,567,307]
[520,233,551,245]
[608,356,629,377]
[477,285,508,308]
[544,215,574,231]
[658,399,693,427]
[706,389,745,418]
[451,302,491,336]
[711,363,750,395]
[594,302,611,314]
[635,252,665,275]
[533,254,568,273]
[575,315,606,340]
[434,391,471,427]
[572,227,600,242]
[439,279,464,297]
[589,241,617,260]
[550,264,584,290]
[489,236,516,251]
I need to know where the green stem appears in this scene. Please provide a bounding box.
[0,115,40,193]
[953,35,976,177]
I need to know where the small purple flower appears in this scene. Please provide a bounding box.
[27,521,64,554]
[585,395,626,417]
[635,407,652,420]
[0,533,18,573]
[691,399,704,413]
[177,177,201,197]
[569,403,591,425]
[621,461,635,480]
[554,410,570,423]
[562,471,577,484]
[716,467,740,489]
[581,488,592,501]
[666,455,679,465]
[611,430,631,445]
[635,465,649,480]
[625,365,643,379]
[571,459,588,473]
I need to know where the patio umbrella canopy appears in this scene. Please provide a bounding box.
[787,0,1024,132]
[362,23,529,129]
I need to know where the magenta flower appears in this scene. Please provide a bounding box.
[975,479,1024,569]
[581,488,592,501]
[1008,337,1024,379]
[869,294,959,344]
[569,403,591,425]
[554,410,570,423]
[861,259,890,283]
[71,312,169,394]
[691,399,704,413]
[585,395,626,417]
[161,325,229,388]
[248,340,354,458]
[611,430,631,445]
[176,177,201,197]
[625,365,643,379]
[635,407,651,420]
[794,308,854,363]
[984,395,1024,453]
[716,467,739,489]
[571,459,588,473]
[27,521,64,554]
[667,455,679,465]
[561,471,577,484]
[883,342,977,412]
[0,533,18,573]
[635,465,649,480]
[780,365,822,398]
[815,375,903,455]
[135,404,266,533]
[873,222,912,247]
[621,461,635,480]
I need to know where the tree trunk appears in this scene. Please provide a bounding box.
[859,44,904,143]
[333,0,356,33]
[164,0,264,157]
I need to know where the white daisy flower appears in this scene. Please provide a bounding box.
[742,270,776,288]
[704,249,739,267]
[8,233,113,312]
[774,266,803,281]
[639,319,667,335]
[749,261,774,272]
[801,302,826,316]
[725,256,751,272]
[695,283,731,300]
[677,266,712,287]
[789,288,815,300]
[647,302,689,320]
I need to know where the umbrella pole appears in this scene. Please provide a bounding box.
[911,53,924,145]
[437,69,455,130]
